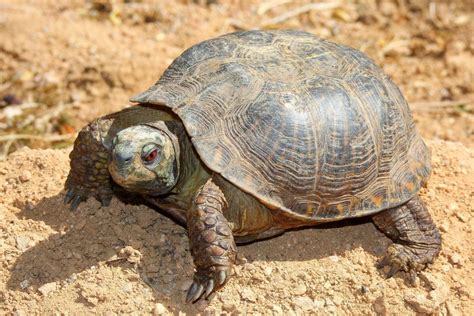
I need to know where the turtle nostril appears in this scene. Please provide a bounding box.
[115,150,134,164]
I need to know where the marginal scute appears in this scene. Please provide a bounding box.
[136,30,431,221]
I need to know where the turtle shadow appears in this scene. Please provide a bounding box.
[7,192,390,312]
[237,217,389,263]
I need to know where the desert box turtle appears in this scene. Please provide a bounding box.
[65,30,441,302]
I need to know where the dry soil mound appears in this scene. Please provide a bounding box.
[0,139,472,314]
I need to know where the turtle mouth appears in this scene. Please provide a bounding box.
[108,162,171,196]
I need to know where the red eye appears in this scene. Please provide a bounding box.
[144,149,158,162]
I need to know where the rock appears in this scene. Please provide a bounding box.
[66,273,78,284]
[292,296,314,311]
[373,296,387,315]
[428,281,450,308]
[19,280,29,289]
[13,309,27,316]
[240,288,257,302]
[119,246,142,264]
[38,282,58,296]
[152,303,168,315]
[15,236,31,252]
[407,273,450,312]
[448,253,464,267]
[272,304,283,313]
[404,293,434,314]
[446,301,461,316]
[263,266,273,276]
[18,171,31,182]
[86,296,99,306]
[455,212,469,223]
[439,222,450,233]
[328,255,339,262]
[222,302,236,312]
[293,284,307,295]
[313,299,325,309]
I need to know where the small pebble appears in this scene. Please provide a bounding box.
[292,296,314,311]
[240,288,257,302]
[448,253,463,267]
[18,171,31,183]
[373,296,387,314]
[405,293,434,314]
[19,280,29,289]
[272,304,283,313]
[152,303,168,315]
[293,284,307,295]
[313,299,325,308]
[455,212,469,223]
[263,266,273,276]
[38,282,58,296]
[15,236,31,252]
[439,222,450,233]
[222,302,236,312]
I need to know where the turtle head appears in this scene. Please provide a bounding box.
[109,124,179,195]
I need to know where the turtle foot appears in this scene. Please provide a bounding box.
[377,243,439,284]
[373,195,441,284]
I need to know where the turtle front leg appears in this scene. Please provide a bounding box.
[64,119,113,211]
[186,179,237,303]
[372,195,441,282]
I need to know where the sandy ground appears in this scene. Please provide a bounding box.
[0,141,472,314]
[0,0,473,314]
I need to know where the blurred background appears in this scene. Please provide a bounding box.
[0,0,472,159]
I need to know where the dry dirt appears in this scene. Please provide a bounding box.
[0,0,473,315]
[0,141,473,315]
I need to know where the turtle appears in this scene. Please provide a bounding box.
[64,30,441,303]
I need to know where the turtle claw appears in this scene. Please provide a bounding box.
[204,279,215,298]
[377,244,427,283]
[64,188,83,211]
[70,195,83,211]
[64,189,75,204]
[186,282,204,303]
[407,270,418,285]
[64,185,112,211]
[376,256,390,270]
[386,265,400,278]
[217,270,227,286]
[64,187,83,211]
[185,267,231,303]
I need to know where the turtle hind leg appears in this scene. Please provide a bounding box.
[372,195,441,282]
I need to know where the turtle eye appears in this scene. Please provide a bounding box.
[143,149,158,163]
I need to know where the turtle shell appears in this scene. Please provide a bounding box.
[130,30,431,222]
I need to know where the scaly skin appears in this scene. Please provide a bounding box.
[372,195,441,282]
[64,119,113,210]
[186,179,237,303]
